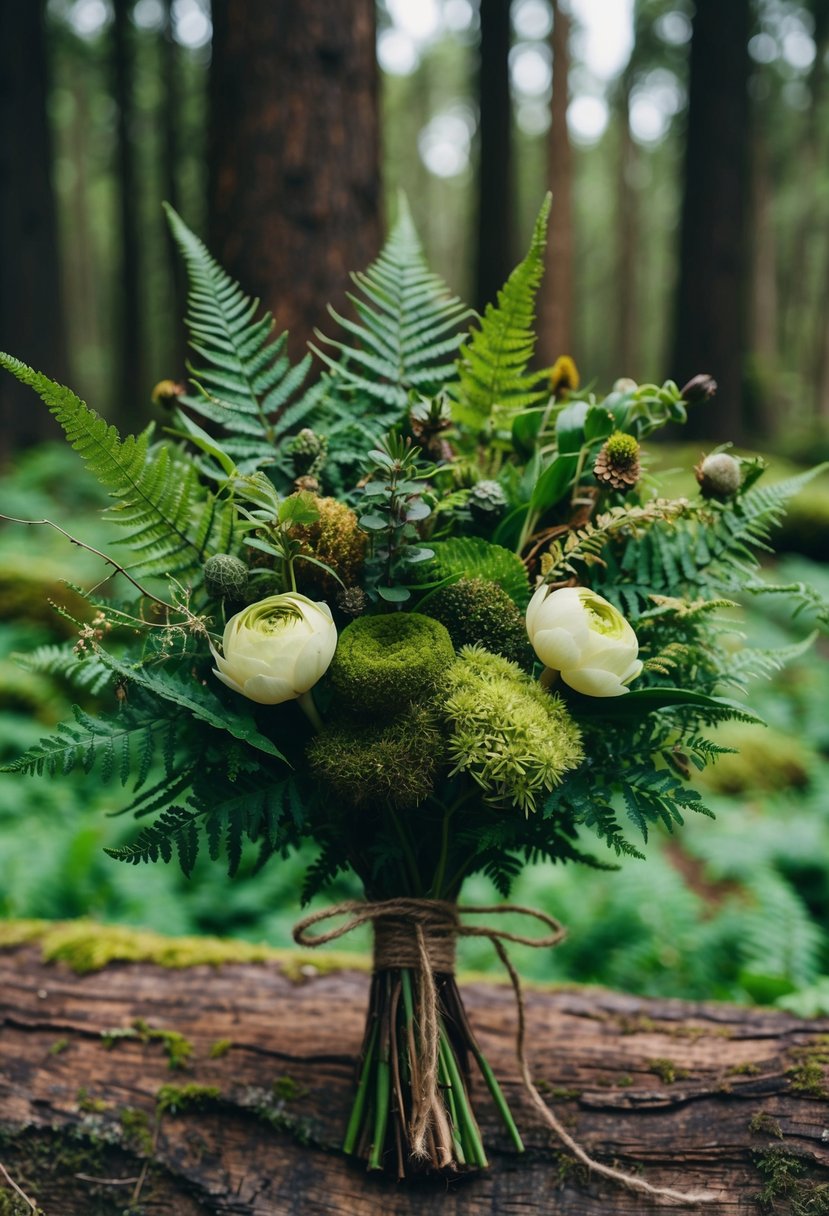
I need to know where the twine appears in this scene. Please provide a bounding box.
[293,899,715,1206]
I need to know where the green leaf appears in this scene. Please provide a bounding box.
[564,686,765,723]
[278,492,320,526]
[529,453,579,515]
[555,400,589,452]
[413,536,531,608]
[377,585,411,603]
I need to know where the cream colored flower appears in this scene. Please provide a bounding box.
[212,593,337,705]
[526,585,642,697]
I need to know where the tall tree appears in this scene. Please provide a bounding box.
[208,0,381,362]
[475,0,513,311]
[112,0,143,421]
[670,0,751,442]
[539,0,574,363]
[0,0,65,459]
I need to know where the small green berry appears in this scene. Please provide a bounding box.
[203,554,249,600]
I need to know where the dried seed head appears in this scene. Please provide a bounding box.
[695,452,741,500]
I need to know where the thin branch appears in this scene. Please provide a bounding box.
[0,1160,39,1212]
[0,514,180,615]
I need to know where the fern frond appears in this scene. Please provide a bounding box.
[0,354,233,577]
[311,197,470,413]
[2,702,178,785]
[452,194,551,430]
[165,205,316,469]
[15,644,112,695]
[105,807,200,874]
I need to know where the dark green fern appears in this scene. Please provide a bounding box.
[165,205,321,473]
[451,194,552,431]
[311,197,470,413]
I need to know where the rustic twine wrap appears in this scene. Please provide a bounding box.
[293,898,715,1206]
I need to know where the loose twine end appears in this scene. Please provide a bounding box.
[293,899,718,1207]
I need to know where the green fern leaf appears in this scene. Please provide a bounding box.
[105,807,200,873]
[452,194,552,430]
[165,205,316,469]
[15,644,112,695]
[311,196,470,412]
[0,353,233,577]
[414,535,531,608]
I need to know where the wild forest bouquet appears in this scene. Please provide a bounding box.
[1,196,824,1196]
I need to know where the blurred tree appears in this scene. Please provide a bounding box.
[670,0,752,441]
[539,0,573,364]
[475,0,513,310]
[208,0,381,361]
[0,0,65,459]
[112,0,143,420]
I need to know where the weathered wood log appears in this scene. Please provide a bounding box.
[2,929,829,1214]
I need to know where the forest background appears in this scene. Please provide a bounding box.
[2,0,829,1014]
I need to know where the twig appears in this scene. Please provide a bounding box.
[74,1173,139,1186]
[0,1160,39,1212]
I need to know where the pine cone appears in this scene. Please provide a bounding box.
[593,432,641,492]
[336,586,368,617]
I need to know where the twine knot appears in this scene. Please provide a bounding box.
[293,898,715,1206]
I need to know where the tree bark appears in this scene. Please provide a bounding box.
[613,75,639,380]
[475,0,513,312]
[669,0,751,442]
[539,0,573,365]
[3,938,829,1212]
[208,0,381,363]
[0,0,66,460]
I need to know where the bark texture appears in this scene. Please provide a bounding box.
[3,942,829,1213]
[208,0,381,363]
[539,0,573,365]
[475,0,513,312]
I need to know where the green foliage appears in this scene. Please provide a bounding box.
[330,612,454,714]
[452,195,551,430]
[415,535,531,608]
[357,431,435,601]
[0,353,234,578]
[165,205,320,474]
[311,196,470,412]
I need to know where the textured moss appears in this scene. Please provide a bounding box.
[290,495,366,598]
[330,612,454,713]
[155,1083,222,1115]
[422,576,534,670]
[308,705,442,812]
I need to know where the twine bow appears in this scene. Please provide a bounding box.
[293,899,715,1207]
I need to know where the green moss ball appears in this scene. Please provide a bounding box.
[330,612,454,713]
[424,577,534,671]
[307,707,442,813]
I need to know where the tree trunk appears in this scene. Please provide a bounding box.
[0,0,66,461]
[539,0,573,365]
[112,0,143,424]
[748,129,778,440]
[613,77,639,380]
[3,933,829,1212]
[208,0,381,363]
[475,0,513,311]
[669,0,751,442]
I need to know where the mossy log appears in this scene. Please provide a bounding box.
[2,926,829,1214]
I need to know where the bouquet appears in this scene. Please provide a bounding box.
[1,195,823,1199]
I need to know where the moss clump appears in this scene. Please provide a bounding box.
[649,1058,689,1084]
[330,612,454,714]
[155,1083,222,1115]
[788,1040,829,1099]
[749,1111,783,1139]
[102,1018,193,1071]
[422,577,534,670]
[442,646,583,814]
[119,1106,154,1154]
[308,704,442,812]
[754,1147,829,1213]
[209,1038,233,1059]
[290,495,366,598]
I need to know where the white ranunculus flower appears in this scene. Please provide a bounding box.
[526,585,643,697]
[212,592,337,706]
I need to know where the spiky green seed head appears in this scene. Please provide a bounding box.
[695,452,741,500]
[289,428,327,476]
[330,612,454,714]
[423,577,534,671]
[203,554,249,600]
[603,432,639,464]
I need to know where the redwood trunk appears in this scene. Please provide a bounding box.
[670,0,751,442]
[208,0,381,362]
[3,939,829,1212]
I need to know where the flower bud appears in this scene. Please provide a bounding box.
[526,585,643,697]
[695,452,741,500]
[680,374,717,405]
[469,479,507,522]
[203,554,249,600]
[211,593,337,705]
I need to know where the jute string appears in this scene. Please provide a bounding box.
[293,899,715,1206]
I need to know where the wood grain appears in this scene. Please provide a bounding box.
[2,943,829,1213]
